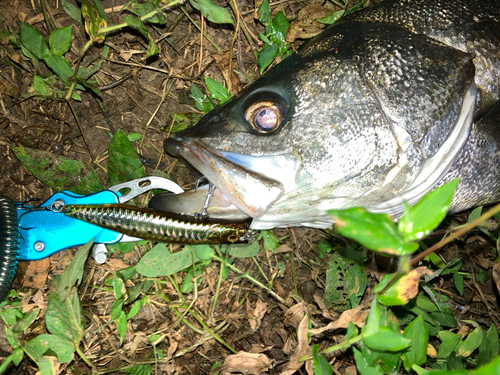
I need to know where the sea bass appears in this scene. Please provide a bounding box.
[150,0,500,229]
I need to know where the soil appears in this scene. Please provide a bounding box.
[0,0,499,374]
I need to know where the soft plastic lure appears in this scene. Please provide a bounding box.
[61,203,254,244]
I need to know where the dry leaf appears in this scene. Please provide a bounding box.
[395,267,433,303]
[284,302,308,328]
[35,356,60,375]
[283,336,296,355]
[274,244,293,254]
[493,262,500,293]
[32,289,47,311]
[427,343,437,358]
[247,298,268,331]
[345,365,357,375]
[215,351,272,375]
[16,258,50,289]
[309,306,369,335]
[286,1,336,42]
[280,314,310,375]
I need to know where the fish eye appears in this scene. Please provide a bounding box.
[227,234,239,242]
[245,101,286,133]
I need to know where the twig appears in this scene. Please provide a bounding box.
[179,6,221,52]
[227,0,241,93]
[66,100,95,163]
[410,201,500,266]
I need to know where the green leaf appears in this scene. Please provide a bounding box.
[226,241,260,258]
[124,364,152,375]
[123,2,166,24]
[82,0,107,43]
[112,275,127,300]
[453,272,464,296]
[486,325,499,363]
[402,316,428,371]
[437,332,461,359]
[136,244,199,277]
[110,299,124,321]
[20,22,50,59]
[108,129,145,185]
[398,179,459,242]
[261,230,279,252]
[43,53,74,84]
[46,289,84,345]
[324,245,366,308]
[457,327,483,356]
[317,240,332,259]
[258,43,278,73]
[477,326,491,367]
[189,0,233,24]
[363,327,411,352]
[328,207,418,256]
[204,76,231,103]
[164,113,202,133]
[258,0,271,26]
[24,334,74,363]
[12,347,24,366]
[37,356,59,375]
[271,12,289,42]
[467,206,482,223]
[33,75,48,96]
[127,301,141,320]
[312,344,333,374]
[57,239,92,300]
[49,26,73,56]
[191,244,215,260]
[353,347,384,375]
[190,83,214,113]
[61,0,82,22]
[317,9,345,24]
[180,265,204,294]
[10,309,40,336]
[362,299,380,337]
[0,306,24,326]
[117,310,127,345]
[127,132,143,142]
[13,146,103,194]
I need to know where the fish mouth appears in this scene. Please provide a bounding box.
[154,135,285,219]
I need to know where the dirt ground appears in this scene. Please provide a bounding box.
[0,0,499,374]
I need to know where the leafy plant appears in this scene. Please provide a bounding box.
[257,0,292,73]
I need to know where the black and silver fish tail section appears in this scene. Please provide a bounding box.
[0,195,21,302]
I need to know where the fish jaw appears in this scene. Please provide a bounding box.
[163,136,285,219]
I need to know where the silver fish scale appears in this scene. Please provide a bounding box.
[343,0,500,102]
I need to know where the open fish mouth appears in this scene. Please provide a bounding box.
[151,136,285,220]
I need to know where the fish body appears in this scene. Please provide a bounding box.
[151,0,500,229]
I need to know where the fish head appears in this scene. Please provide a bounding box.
[152,22,477,229]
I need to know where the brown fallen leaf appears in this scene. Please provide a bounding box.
[280,314,310,375]
[247,298,268,332]
[284,302,309,328]
[492,262,500,293]
[395,267,433,303]
[214,351,272,375]
[16,258,50,289]
[309,305,369,335]
[427,343,437,358]
[286,1,337,42]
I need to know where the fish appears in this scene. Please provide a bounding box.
[150,0,500,230]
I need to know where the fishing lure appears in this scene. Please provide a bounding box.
[60,203,254,244]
